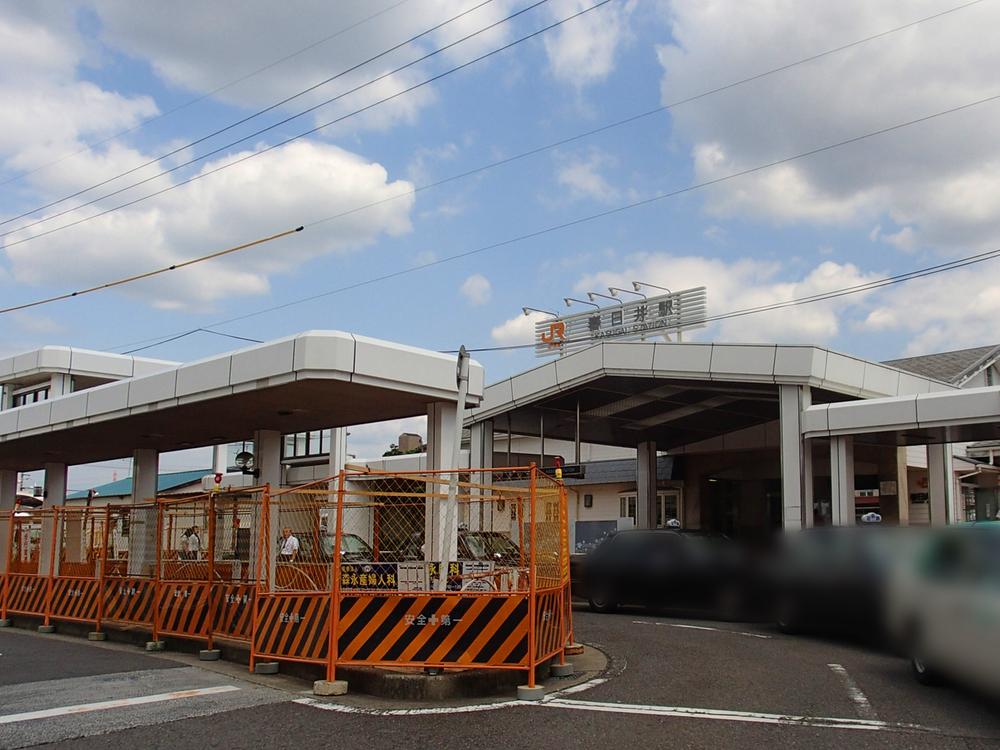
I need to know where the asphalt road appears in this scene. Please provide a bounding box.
[2,608,999,750]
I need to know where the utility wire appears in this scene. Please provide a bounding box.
[110,88,1000,354]
[0,227,303,315]
[0,0,563,242]
[447,247,1000,353]
[0,0,499,228]
[2,0,978,252]
[0,0,414,190]
[123,328,262,355]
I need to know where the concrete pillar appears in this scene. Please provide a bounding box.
[895,447,910,527]
[636,441,657,529]
[927,443,954,527]
[253,430,283,591]
[38,463,67,575]
[468,420,494,531]
[0,470,17,574]
[425,401,457,564]
[803,439,815,529]
[830,437,855,526]
[49,373,71,397]
[327,428,348,477]
[779,385,808,531]
[128,450,159,577]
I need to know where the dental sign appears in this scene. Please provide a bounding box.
[534,287,707,357]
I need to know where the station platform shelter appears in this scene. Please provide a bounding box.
[465,342,1000,542]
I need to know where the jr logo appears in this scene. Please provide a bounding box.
[540,321,566,347]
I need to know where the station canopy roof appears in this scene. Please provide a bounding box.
[0,331,483,471]
[467,342,952,451]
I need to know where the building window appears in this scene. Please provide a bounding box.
[619,494,636,521]
[13,386,49,407]
[583,493,593,509]
[282,429,332,460]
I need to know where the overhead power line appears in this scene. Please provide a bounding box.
[0,0,504,231]
[1,0,980,255]
[0,227,303,316]
[448,247,1000,353]
[122,328,263,355]
[111,88,1000,354]
[0,0,572,244]
[0,0,414,190]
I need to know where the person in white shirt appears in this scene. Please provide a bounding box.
[279,527,299,562]
[189,526,202,560]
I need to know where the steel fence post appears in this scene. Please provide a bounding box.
[1,510,13,621]
[250,485,270,673]
[327,469,347,681]
[153,501,163,642]
[43,509,58,626]
[527,464,538,688]
[95,506,111,633]
[207,493,217,650]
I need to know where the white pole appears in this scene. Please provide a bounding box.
[437,346,469,590]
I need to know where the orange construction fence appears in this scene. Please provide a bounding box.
[2,467,572,685]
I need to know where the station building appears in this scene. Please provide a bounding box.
[1,333,999,561]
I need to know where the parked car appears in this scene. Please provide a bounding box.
[580,528,762,619]
[295,531,375,562]
[381,530,521,565]
[886,522,1000,694]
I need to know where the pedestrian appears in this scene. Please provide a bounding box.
[278,527,299,562]
[179,528,191,560]
[189,525,202,560]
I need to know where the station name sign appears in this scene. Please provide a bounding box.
[534,287,707,357]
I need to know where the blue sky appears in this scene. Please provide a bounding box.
[3,0,1000,489]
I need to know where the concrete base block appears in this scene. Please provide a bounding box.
[37,624,56,634]
[199,649,221,661]
[145,640,165,652]
[565,643,585,656]
[87,632,106,641]
[0,619,11,627]
[254,662,279,675]
[551,662,574,677]
[313,680,348,696]
[517,685,546,701]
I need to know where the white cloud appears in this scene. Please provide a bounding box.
[491,310,548,346]
[5,140,415,307]
[862,266,1000,355]
[556,148,621,203]
[89,0,524,136]
[460,273,492,306]
[657,0,1000,249]
[544,0,634,87]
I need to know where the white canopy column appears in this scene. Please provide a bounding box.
[37,462,68,576]
[0,469,16,576]
[927,443,955,526]
[636,441,657,529]
[127,449,159,576]
[830,437,855,526]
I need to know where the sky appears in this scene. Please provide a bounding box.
[2,0,1000,491]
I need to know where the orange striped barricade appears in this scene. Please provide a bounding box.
[2,511,50,620]
[335,592,529,669]
[101,503,158,630]
[156,494,214,645]
[211,488,264,643]
[48,507,107,626]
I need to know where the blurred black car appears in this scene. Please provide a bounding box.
[767,526,914,642]
[579,528,763,619]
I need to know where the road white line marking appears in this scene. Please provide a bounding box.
[827,663,878,720]
[632,620,772,639]
[541,698,930,733]
[547,677,608,697]
[0,685,241,725]
[295,697,524,715]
